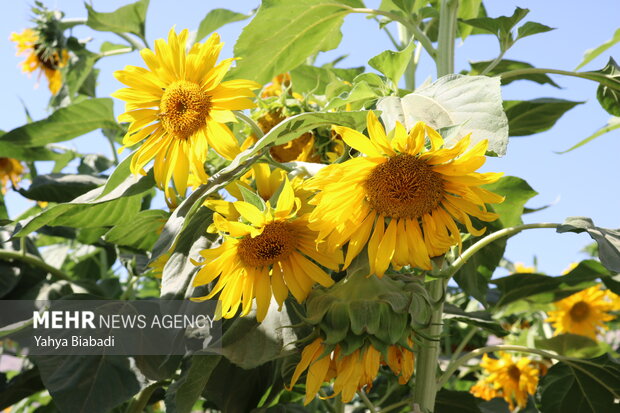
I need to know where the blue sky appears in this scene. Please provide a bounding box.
[2,0,619,275]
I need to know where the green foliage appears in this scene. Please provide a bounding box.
[165,355,221,413]
[368,40,416,87]
[289,65,364,94]
[469,59,560,88]
[539,355,620,413]
[557,217,620,273]
[196,9,251,42]
[18,174,106,203]
[504,98,582,136]
[575,27,620,70]
[231,0,363,84]
[595,58,620,116]
[558,116,620,153]
[435,389,483,413]
[85,0,149,41]
[535,334,606,358]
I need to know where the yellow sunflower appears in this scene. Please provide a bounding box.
[289,337,414,405]
[513,262,535,273]
[112,28,261,200]
[10,28,68,95]
[546,285,616,340]
[192,178,341,322]
[306,111,503,276]
[470,352,540,410]
[0,158,24,194]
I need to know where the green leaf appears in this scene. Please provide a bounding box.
[368,40,416,87]
[32,355,143,413]
[461,7,529,38]
[539,355,620,413]
[289,65,364,94]
[558,117,620,154]
[18,174,106,203]
[77,154,114,175]
[0,369,44,411]
[516,21,554,40]
[85,0,149,39]
[557,217,620,273]
[504,98,582,136]
[165,355,221,413]
[196,9,251,42]
[231,0,363,84]
[443,304,508,336]
[535,334,606,358]
[0,98,117,147]
[436,389,483,413]
[0,141,66,162]
[595,58,620,116]
[100,41,129,53]
[377,74,509,156]
[469,59,560,88]
[576,28,620,70]
[454,176,537,305]
[104,209,168,250]
[492,260,611,307]
[457,0,483,41]
[64,49,98,99]
[325,79,382,110]
[238,185,267,211]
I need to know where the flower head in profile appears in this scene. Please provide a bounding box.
[546,285,616,340]
[0,158,25,194]
[470,352,540,410]
[10,28,68,94]
[306,111,503,276]
[112,28,261,200]
[289,337,414,405]
[192,177,341,322]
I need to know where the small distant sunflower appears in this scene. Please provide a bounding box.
[546,285,616,340]
[470,352,540,410]
[289,337,414,405]
[192,178,341,322]
[112,28,261,200]
[513,262,535,273]
[0,158,24,194]
[10,28,68,95]
[306,111,503,276]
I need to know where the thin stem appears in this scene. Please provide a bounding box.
[234,110,264,139]
[449,327,479,364]
[437,223,561,278]
[61,17,87,26]
[346,7,436,59]
[437,345,582,391]
[412,278,447,411]
[436,0,459,77]
[501,67,607,83]
[0,250,70,281]
[114,32,147,51]
[358,390,377,412]
[379,399,413,413]
[98,47,134,58]
[376,18,402,50]
[106,135,120,165]
[480,49,507,76]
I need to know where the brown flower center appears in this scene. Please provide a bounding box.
[508,365,521,382]
[569,301,591,322]
[364,154,444,219]
[237,222,297,267]
[159,80,211,139]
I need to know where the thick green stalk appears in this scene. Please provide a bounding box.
[0,250,70,281]
[436,0,459,77]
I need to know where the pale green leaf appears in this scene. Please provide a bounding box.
[576,28,620,70]
[85,0,149,39]
[196,9,251,42]
[368,40,416,87]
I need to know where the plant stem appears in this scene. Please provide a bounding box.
[114,32,147,51]
[480,49,507,75]
[501,67,606,83]
[234,110,264,139]
[379,399,413,413]
[437,223,561,278]
[449,327,478,364]
[347,8,436,59]
[98,47,134,58]
[436,0,459,77]
[358,390,378,412]
[0,250,70,281]
[412,278,447,412]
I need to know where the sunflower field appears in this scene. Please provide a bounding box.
[2,0,620,412]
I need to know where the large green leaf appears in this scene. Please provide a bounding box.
[377,75,509,156]
[165,355,221,413]
[575,28,620,70]
[86,0,149,40]
[484,176,538,227]
[231,0,363,84]
[0,369,44,411]
[32,355,143,413]
[539,355,620,413]
[196,9,251,42]
[558,116,620,153]
[461,7,530,38]
[504,98,582,136]
[0,98,117,147]
[535,334,606,358]
[557,217,620,273]
[368,41,416,87]
[436,389,483,413]
[492,260,611,307]
[104,209,168,251]
[469,59,560,88]
[290,65,364,94]
[18,174,106,203]
[595,58,620,116]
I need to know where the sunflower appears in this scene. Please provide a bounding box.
[470,352,540,410]
[289,337,414,405]
[10,28,68,95]
[306,111,503,276]
[0,158,24,195]
[546,285,616,340]
[192,177,341,322]
[112,28,261,201]
[513,262,535,273]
